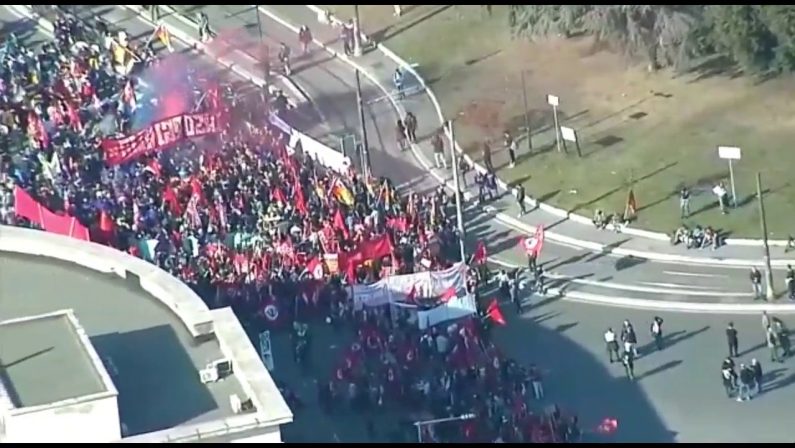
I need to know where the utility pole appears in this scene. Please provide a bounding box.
[448,120,467,263]
[252,5,269,94]
[355,69,371,178]
[353,4,363,57]
[757,172,775,300]
[521,70,532,151]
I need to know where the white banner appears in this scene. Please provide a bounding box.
[417,293,478,330]
[269,112,351,173]
[258,330,274,371]
[351,262,468,309]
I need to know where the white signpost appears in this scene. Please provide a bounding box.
[718,146,741,207]
[258,330,274,371]
[546,94,563,153]
[560,126,582,158]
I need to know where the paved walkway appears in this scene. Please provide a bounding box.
[263,5,795,266]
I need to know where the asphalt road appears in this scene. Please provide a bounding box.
[6,4,795,443]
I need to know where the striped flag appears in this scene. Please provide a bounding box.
[155,24,174,52]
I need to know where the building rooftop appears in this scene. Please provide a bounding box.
[0,311,106,408]
[0,252,246,437]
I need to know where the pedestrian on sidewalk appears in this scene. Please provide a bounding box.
[650,316,664,351]
[503,130,517,168]
[475,171,487,204]
[679,186,691,218]
[762,311,771,334]
[396,119,407,152]
[431,130,446,168]
[750,267,763,300]
[342,19,355,56]
[458,155,470,187]
[751,358,763,394]
[482,142,494,173]
[148,4,159,22]
[787,235,795,253]
[404,111,417,143]
[726,322,739,357]
[786,264,795,301]
[485,171,498,201]
[604,327,620,363]
[767,325,781,363]
[299,25,313,55]
[197,12,211,43]
[533,265,546,294]
[622,351,635,380]
[513,184,527,217]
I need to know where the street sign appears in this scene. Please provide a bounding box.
[258,330,274,371]
[560,126,577,142]
[546,94,559,107]
[718,146,741,160]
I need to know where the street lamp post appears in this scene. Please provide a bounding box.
[355,68,371,178]
[757,172,775,300]
[521,70,532,152]
[414,413,476,442]
[353,4,363,57]
[447,119,467,263]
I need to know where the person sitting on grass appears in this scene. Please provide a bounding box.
[593,209,607,230]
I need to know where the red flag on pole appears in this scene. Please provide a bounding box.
[520,225,545,258]
[486,299,507,326]
[471,240,487,265]
[333,208,350,239]
[295,183,308,215]
[306,257,324,279]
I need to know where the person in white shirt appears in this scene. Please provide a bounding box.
[712,182,729,214]
[604,327,620,363]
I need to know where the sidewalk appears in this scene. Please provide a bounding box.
[264,5,795,267]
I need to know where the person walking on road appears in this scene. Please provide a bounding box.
[650,316,664,351]
[726,322,739,357]
[404,111,418,144]
[767,325,782,363]
[513,183,527,217]
[396,119,407,152]
[298,25,313,55]
[431,130,446,167]
[751,358,763,395]
[751,267,763,300]
[393,68,405,100]
[738,363,754,401]
[482,142,494,173]
[679,186,691,218]
[762,311,771,334]
[197,12,211,43]
[721,358,737,398]
[622,351,635,380]
[774,319,791,358]
[504,130,517,168]
[604,327,620,363]
[621,320,639,358]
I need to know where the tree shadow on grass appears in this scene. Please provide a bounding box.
[369,5,453,43]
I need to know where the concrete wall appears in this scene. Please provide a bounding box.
[4,394,120,443]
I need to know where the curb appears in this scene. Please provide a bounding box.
[283,6,795,268]
[303,5,790,249]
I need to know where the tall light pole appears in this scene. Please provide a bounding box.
[353,5,363,57]
[447,120,466,263]
[757,172,775,300]
[355,68,371,178]
[521,70,532,152]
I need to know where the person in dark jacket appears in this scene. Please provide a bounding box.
[726,322,739,357]
[650,316,664,351]
[622,351,635,380]
[750,358,763,395]
[721,366,736,398]
[738,363,754,401]
[621,320,639,357]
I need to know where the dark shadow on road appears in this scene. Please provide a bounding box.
[639,359,682,380]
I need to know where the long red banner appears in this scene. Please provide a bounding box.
[101,110,227,165]
[14,186,90,241]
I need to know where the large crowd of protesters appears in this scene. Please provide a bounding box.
[0,10,582,443]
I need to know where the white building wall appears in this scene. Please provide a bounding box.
[4,394,120,443]
[230,425,283,443]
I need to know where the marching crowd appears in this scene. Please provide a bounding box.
[0,10,583,443]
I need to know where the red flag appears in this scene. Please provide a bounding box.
[190,177,203,201]
[333,208,350,239]
[306,257,324,279]
[273,187,287,205]
[471,240,487,265]
[144,159,162,177]
[405,284,418,303]
[122,79,137,109]
[14,186,43,224]
[162,185,181,215]
[520,226,545,258]
[295,182,308,215]
[65,101,83,132]
[99,210,115,234]
[486,299,506,326]
[439,286,457,303]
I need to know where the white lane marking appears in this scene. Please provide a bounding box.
[640,281,723,291]
[664,270,729,279]
[490,256,751,297]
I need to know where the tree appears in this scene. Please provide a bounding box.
[705,5,777,73]
[759,6,795,73]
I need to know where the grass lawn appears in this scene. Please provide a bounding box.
[324,5,795,239]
